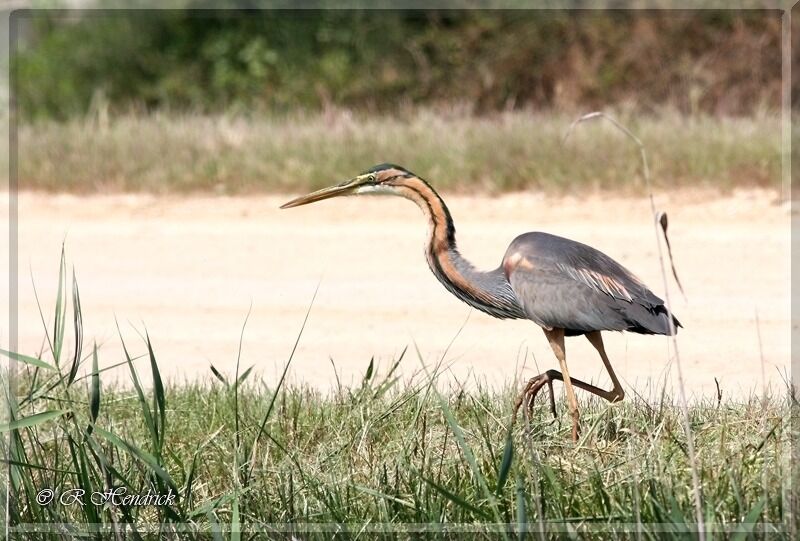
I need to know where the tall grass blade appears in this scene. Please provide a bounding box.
[89,342,100,427]
[146,330,166,453]
[373,346,406,399]
[234,305,252,454]
[67,267,83,385]
[52,244,67,365]
[421,476,492,520]
[235,366,253,388]
[364,357,374,384]
[30,270,55,363]
[93,426,177,493]
[1,458,76,475]
[0,348,56,371]
[83,435,138,499]
[116,320,157,451]
[731,498,766,541]
[210,364,229,387]
[0,409,68,432]
[67,434,101,525]
[230,495,241,541]
[496,430,514,495]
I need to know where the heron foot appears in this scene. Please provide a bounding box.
[511,370,560,424]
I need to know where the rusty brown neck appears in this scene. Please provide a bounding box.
[389,176,525,320]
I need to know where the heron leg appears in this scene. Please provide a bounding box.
[510,329,581,440]
[543,328,581,441]
[585,331,625,402]
[513,369,621,420]
[511,332,626,442]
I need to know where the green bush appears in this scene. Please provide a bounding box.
[13,9,782,120]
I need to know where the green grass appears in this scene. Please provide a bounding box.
[17,109,781,195]
[2,250,797,540]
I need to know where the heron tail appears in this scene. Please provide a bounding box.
[624,304,681,336]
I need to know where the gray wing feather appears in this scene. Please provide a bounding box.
[508,268,631,332]
[504,232,679,335]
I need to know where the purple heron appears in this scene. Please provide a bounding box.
[281,164,680,441]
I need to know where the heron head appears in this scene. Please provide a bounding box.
[279,163,414,209]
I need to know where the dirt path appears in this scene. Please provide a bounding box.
[5,189,791,399]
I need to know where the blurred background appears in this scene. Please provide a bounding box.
[11,8,785,194]
[7,8,790,395]
[15,10,784,118]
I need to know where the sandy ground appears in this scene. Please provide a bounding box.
[4,189,791,399]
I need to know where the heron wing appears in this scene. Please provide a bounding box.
[551,253,662,307]
[503,232,678,335]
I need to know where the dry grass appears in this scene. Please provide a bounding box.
[17,109,781,195]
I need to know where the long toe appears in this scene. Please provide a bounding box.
[523,377,550,416]
[513,375,545,423]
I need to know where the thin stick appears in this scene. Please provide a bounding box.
[564,111,705,540]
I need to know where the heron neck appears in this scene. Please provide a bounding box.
[394,177,525,320]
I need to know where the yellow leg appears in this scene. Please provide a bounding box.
[585,331,625,402]
[512,331,626,443]
[544,328,581,442]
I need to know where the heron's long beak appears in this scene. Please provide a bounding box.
[279,177,363,209]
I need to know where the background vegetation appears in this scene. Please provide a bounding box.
[11,8,786,195]
[15,9,783,120]
[18,110,780,194]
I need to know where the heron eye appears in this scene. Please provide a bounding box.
[369,174,377,183]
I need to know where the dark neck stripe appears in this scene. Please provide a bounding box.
[399,178,503,310]
[391,175,525,320]
[400,177,455,245]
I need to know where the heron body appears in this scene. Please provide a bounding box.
[281,163,680,441]
[504,232,679,336]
